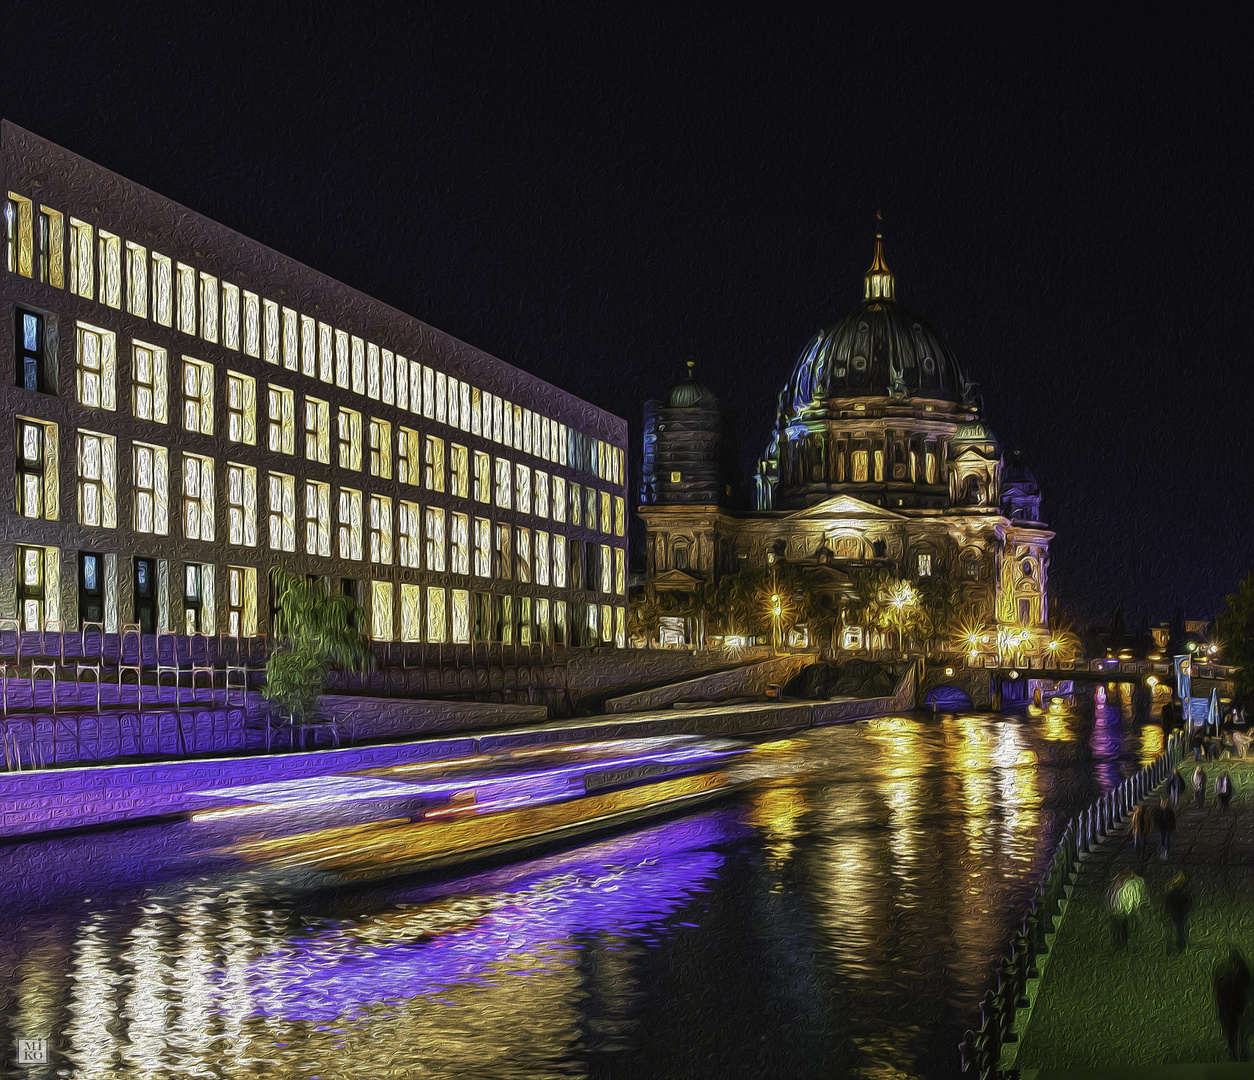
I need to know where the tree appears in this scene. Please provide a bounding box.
[263,570,373,722]
[1215,572,1254,705]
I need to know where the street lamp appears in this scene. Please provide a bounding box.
[888,582,916,655]
[771,592,782,653]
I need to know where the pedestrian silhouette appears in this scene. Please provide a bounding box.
[1164,872,1193,952]
[1214,946,1251,1060]
[1156,797,1176,860]
[1217,770,1234,812]
[1130,801,1151,862]
[1194,766,1208,811]
[1168,767,1186,808]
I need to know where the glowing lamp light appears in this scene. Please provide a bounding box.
[1048,640,1059,650]
[1146,675,1159,687]
[944,667,954,677]
[981,635,991,644]
[1187,643,1197,652]
[771,594,782,617]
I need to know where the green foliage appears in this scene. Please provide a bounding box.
[1216,571,1254,704]
[844,567,970,655]
[263,570,373,721]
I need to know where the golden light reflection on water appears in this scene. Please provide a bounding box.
[2,706,1144,1079]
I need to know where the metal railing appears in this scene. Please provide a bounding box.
[958,731,1184,1078]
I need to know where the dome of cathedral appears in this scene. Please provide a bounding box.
[666,362,718,408]
[781,235,968,415]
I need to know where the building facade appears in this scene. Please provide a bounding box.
[1,121,628,647]
[639,232,1054,658]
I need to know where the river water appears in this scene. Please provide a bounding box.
[0,701,1161,1079]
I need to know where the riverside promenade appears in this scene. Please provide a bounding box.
[1015,758,1254,1073]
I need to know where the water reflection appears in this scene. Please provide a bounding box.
[0,706,1166,1079]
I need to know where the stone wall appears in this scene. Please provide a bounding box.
[603,653,813,713]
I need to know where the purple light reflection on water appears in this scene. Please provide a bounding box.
[243,810,745,1023]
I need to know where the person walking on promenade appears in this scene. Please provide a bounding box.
[1194,765,1208,811]
[1194,728,1206,762]
[1214,946,1251,1060]
[1217,770,1234,812]
[1164,872,1194,952]
[1157,797,1176,860]
[1106,869,1147,949]
[1168,767,1186,808]
[1130,800,1151,861]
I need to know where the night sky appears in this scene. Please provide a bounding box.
[4,7,1253,624]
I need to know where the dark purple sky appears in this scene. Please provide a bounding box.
[4,6,1253,623]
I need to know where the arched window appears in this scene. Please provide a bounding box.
[872,539,887,559]
[673,541,690,570]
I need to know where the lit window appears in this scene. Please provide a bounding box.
[600,490,611,534]
[473,517,491,577]
[338,488,363,561]
[535,472,549,519]
[535,531,550,586]
[553,476,567,523]
[304,396,330,463]
[222,281,240,351]
[493,522,512,580]
[319,321,333,383]
[473,451,491,503]
[424,435,446,492]
[369,494,393,564]
[398,501,421,569]
[424,506,446,571]
[132,342,168,423]
[516,464,532,515]
[382,347,395,405]
[450,444,469,498]
[283,307,300,371]
[427,586,447,643]
[614,496,626,537]
[227,372,257,445]
[852,450,869,483]
[69,218,93,299]
[917,554,932,578]
[422,366,435,419]
[585,487,598,531]
[246,292,263,358]
[371,580,393,641]
[77,430,117,528]
[226,566,258,636]
[227,462,258,546]
[615,548,625,594]
[125,241,147,317]
[335,329,350,389]
[460,382,471,432]
[337,408,362,470]
[304,481,331,557]
[874,450,884,483]
[522,408,533,454]
[494,458,512,509]
[16,418,57,521]
[151,252,172,326]
[16,308,45,392]
[267,384,295,455]
[367,342,381,400]
[395,353,409,410]
[76,322,117,410]
[5,193,32,277]
[450,512,469,575]
[351,336,365,395]
[437,372,450,425]
[516,527,532,583]
[132,442,169,536]
[471,387,482,435]
[37,205,64,288]
[182,453,214,541]
[181,358,213,434]
[553,534,567,588]
[600,544,613,593]
[199,273,219,343]
[176,263,196,335]
[400,583,421,641]
[265,299,281,366]
[369,418,392,479]
[397,427,421,485]
[570,482,582,526]
[183,562,215,634]
[452,588,470,643]
[16,544,54,632]
[268,472,296,552]
[300,314,316,377]
[492,395,503,442]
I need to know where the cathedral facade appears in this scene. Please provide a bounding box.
[638,235,1053,657]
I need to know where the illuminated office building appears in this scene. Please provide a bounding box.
[1,121,628,647]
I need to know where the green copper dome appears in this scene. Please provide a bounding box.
[666,362,718,408]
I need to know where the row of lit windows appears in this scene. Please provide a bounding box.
[15,418,625,594]
[14,540,628,645]
[22,313,627,531]
[5,194,626,486]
